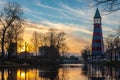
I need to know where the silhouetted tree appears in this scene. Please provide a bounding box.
[105,35,114,61]
[60,44,69,57]
[81,46,90,63]
[105,27,120,61]
[0,2,24,61]
[6,17,24,58]
[94,0,120,12]
[45,29,68,54]
[31,29,68,56]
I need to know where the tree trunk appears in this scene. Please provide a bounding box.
[1,28,7,63]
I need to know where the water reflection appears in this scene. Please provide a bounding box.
[1,69,4,80]
[0,64,84,80]
[39,66,59,80]
[8,68,17,80]
[82,64,120,80]
[0,64,120,80]
[0,65,65,80]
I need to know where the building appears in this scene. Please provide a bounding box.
[8,42,17,57]
[39,46,48,56]
[39,46,60,62]
[92,8,104,58]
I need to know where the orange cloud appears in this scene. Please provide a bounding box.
[23,21,91,54]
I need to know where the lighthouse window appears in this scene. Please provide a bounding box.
[97,19,101,23]
[94,19,101,23]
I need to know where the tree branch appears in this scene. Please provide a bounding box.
[0,19,5,27]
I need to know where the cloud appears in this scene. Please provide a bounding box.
[0,0,5,4]
[102,14,120,26]
[103,26,116,32]
[23,20,92,53]
[59,2,96,21]
[60,3,85,16]
[24,20,92,36]
[34,0,63,12]
[66,37,89,53]
[40,20,93,35]
[31,0,93,24]
[12,0,120,29]
[0,0,6,10]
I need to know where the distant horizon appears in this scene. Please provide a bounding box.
[0,0,119,55]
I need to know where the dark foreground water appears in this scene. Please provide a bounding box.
[0,64,120,80]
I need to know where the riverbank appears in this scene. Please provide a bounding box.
[0,61,30,68]
[87,60,120,66]
[0,59,61,69]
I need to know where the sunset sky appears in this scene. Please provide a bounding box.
[1,0,120,55]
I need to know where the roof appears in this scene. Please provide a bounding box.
[94,8,101,18]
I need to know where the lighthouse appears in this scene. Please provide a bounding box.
[92,8,104,57]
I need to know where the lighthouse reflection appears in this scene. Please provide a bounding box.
[82,64,120,80]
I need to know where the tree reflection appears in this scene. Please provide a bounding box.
[1,69,4,80]
[7,68,17,80]
[82,64,120,80]
[38,65,69,80]
[39,65,59,80]
[58,67,69,80]
[81,64,89,76]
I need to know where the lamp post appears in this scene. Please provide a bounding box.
[25,42,27,60]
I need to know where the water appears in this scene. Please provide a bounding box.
[0,64,120,80]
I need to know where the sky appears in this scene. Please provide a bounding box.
[0,0,120,55]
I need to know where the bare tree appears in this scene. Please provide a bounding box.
[0,2,23,61]
[56,32,66,52]
[105,35,114,61]
[81,46,91,63]
[31,31,40,55]
[44,29,57,47]
[94,0,120,12]
[31,29,68,56]
[6,19,24,57]
[60,44,69,57]
[45,29,68,55]
[105,27,120,61]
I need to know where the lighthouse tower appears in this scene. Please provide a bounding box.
[92,8,104,57]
